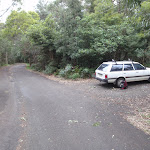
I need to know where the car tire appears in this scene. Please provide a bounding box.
[116,78,125,88]
[148,77,150,82]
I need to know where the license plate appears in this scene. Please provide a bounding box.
[98,73,103,76]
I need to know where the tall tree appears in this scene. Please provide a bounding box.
[54,0,83,66]
[27,14,57,70]
[84,0,96,13]
[1,10,40,64]
[36,0,49,20]
[3,10,40,38]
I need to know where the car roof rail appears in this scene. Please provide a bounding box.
[112,59,117,64]
[128,58,134,63]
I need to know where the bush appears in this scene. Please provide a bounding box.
[64,64,72,73]
[58,69,66,77]
[43,63,57,75]
[81,68,90,78]
[30,63,42,71]
[58,64,94,79]
[58,64,73,78]
[68,73,80,80]
[80,68,95,78]
[44,66,57,75]
[72,66,82,73]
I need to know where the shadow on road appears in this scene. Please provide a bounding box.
[95,80,149,90]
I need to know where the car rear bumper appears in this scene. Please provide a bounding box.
[95,77,108,83]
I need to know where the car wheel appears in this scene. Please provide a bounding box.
[116,78,125,88]
[148,77,150,82]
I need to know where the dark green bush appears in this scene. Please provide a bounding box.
[81,68,90,78]
[58,69,66,77]
[31,63,42,71]
[44,65,57,75]
[58,64,72,78]
[58,64,94,79]
[68,73,80,80]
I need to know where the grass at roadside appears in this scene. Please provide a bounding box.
[26,63,31,70]
[2,64,10,67]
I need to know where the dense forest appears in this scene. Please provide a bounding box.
[0,0,150,79]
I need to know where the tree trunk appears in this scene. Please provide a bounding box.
[6,52,8,65]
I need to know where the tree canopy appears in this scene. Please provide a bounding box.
[0,0,150,78]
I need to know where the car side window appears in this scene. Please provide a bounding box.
[133,63,145,70]
[124,64,134,71]
[110,64,123,72]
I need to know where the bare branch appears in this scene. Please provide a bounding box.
[0,2,15,18]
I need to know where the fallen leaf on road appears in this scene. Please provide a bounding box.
[20,117,26,121]
[93,122,101,127]
[19,139,23,143]
[68,120,79,125]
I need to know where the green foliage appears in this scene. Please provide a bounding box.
[43,61,58,75]
[58,69,66,77]
[44,65,57,75]
[3,11,40,38]
[94,0,123,25]
[54,0,83,65]
[58,64,73,78]
[0,32,12,65]
[36,0,49,20]
[26,63,31,70]
[81,68,91,78]
[27,14,57,70]
[30,63,42,71]
[57,64,94,79]
[68,73,80,80]
[1,0,150,78]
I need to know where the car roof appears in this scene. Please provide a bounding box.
[102,61,139,65]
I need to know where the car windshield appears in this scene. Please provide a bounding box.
[98,64,110,72]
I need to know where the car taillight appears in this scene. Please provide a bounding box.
[105,74,108,79]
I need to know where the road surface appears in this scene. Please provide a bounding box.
[0,64,149,150]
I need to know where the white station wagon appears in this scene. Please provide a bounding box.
[95,60,150,87]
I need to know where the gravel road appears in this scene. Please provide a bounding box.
[0,64,150,150]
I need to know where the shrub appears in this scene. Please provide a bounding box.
[43,61,58,75]
[58,64,73,78]
[64,64,72,73]
[69,73,80,80]
[58,69,66,77]
[44,65,57,75]
[72,66,81,73]
[58,64,94,79]
[81,68,90,78]
[30,63,42,71]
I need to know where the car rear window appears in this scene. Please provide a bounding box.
[110,64,123,72]
[98,64,110,72]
